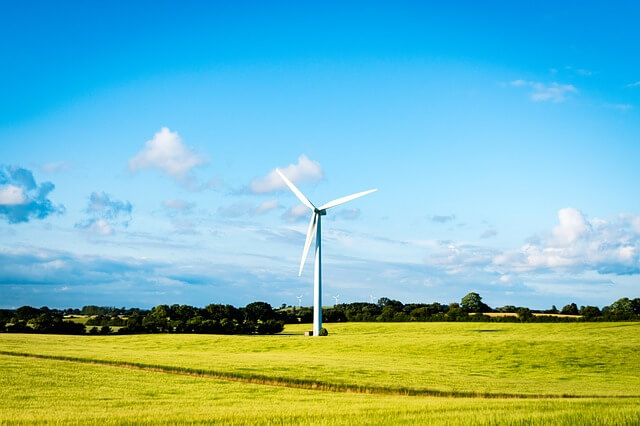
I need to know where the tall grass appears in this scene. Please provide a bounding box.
[2,322,639,396]
[2,355,639,425]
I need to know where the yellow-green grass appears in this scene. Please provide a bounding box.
[2,354,639,425]
[1,322,639,397]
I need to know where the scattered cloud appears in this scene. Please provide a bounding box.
[218,199,282,218]
[432,214,456,223]
[565,66,593,76]
[250,155,324,193]
[426,242,499,276]
[162,199,195,212]
[0,185,25,205]
[217,202,254,218]
[493,208,640,276]
[0,165,64,223]
[627,81,640,88]
[421,208,640,289]
[255,199,281,214]
[480,229,498,239]
[604,103,633,111]
[0,247,160,287]
[281,204,310,222]
[75,192,132,235]
[509,80,578,103]
[128,127,208,185]
[40,162,70,174]
[336,208,361,221]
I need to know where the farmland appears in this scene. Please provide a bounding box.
[2,322,640,424]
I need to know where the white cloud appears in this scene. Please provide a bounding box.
[509,80,578,103]
[88,219,113,236]
[250,155,324,193]
[627,81,640,88]
[493,208,640,276]
[129,127,208,182]
[552,207,591,245]
[75,192,132,235]
[281,204,310,222]
[255,200,281,214]
[217,200,282,218]
[565,66,593,76]
[0,185,26,205]
[336,208,361,221]
[480,229,498,239]
[162,199,194,212]
[432,214,456,223]
[41,162,70,174]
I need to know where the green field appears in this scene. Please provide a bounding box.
[2,322,640,424]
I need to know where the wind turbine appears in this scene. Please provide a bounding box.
[370,294,377,304]
[296,295,303,308]
[333,295,340,306]
[276,168,376,337]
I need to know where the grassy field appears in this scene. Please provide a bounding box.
[1,322,640,424]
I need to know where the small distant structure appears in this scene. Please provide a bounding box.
[370,294,377,304]
[296,295,303,308]
[333,295,340,306]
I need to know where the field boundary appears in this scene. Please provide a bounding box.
[2,350,635,400]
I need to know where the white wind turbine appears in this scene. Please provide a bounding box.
[276,168,376,337]
[333,295,340,306]
[296,295,303,308]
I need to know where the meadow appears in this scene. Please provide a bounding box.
[2,322,640,424]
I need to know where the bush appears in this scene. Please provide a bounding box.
[256,320,285,334]
[319,327,328,336]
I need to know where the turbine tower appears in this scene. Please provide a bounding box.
[276,168,376,337]
[296,295,303,308]
[333,295,340,306]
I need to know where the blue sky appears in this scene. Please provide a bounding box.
[1,1,639,309]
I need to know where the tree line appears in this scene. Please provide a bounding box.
[1,293,639,335]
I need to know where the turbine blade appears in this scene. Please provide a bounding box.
[319,189,377,210]
[275,168,315,211]
[299,213,317,276]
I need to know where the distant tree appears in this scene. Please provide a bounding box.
[142,305,170,332]
[579,306,601,319]
[99,326,112,335]
[376,306,397,322]
[496,305,517,313]
[377,297,391,308]
[603,298,635,320]
[323,308,346,323]
[547,305,559,314]
[205,304,241,322]
[560,303,579,316]
[256,319,285,334]
[15,306,40,321]
[446,304,468,321]
[6,321,31,333]
[517,308,533,321]
[377,298,403,310]
[461,292,491,313]
[244,302,275,322]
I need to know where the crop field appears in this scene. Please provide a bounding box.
[2,322,640,424]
